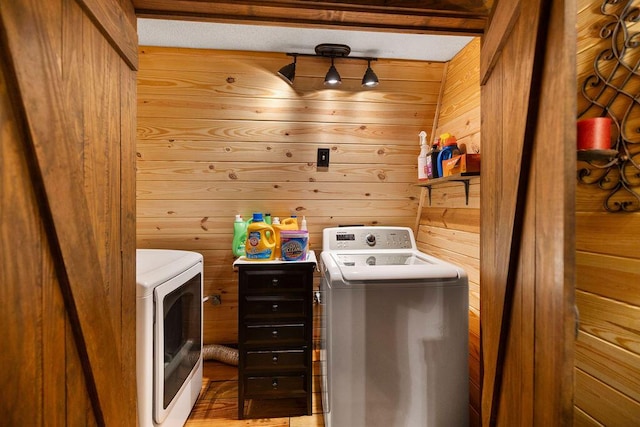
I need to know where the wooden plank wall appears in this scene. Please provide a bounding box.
[414,37,481,426]
[136,46,446,344]
[575,0,640,424]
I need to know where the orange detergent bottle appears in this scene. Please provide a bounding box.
[245,213,276,260]
[272,217,298,259]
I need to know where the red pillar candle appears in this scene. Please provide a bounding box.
[577,117,612,150]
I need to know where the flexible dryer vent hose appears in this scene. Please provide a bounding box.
[202,344,238,366]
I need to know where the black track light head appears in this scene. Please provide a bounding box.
[362,60,379,88]
[324,58,341,86]
[277,56,297,85]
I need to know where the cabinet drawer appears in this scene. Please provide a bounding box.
[245,349,306,371]
[242,270,307,292]
[244,374,307,397]
[244,296,306,319]
[243,324,306,345]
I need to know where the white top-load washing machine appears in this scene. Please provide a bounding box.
[320,226,469,427]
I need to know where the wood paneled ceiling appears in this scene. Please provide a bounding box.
[132,0,493,36]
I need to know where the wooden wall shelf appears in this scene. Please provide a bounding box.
[416,172,480,206]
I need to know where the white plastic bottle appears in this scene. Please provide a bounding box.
[417,131,429,180]
[301,216,310,250]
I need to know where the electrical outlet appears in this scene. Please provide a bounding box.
[317,148,330,167]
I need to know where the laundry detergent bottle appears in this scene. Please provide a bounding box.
[437,133,459,178]
[272,217,298,259]
[232,214,247,257]
[245,213,276,260]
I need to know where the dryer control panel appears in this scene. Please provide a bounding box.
[323,227,415,251]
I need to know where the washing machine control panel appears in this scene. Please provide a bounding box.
[325,227,414,250]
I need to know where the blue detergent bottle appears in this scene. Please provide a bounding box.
[437,135,460,177]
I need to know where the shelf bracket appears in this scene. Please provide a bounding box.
[424,175,476,206]
[461,179,471,205]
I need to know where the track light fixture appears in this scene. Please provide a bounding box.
[278,43,378,89]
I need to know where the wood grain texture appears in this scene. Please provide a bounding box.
[575,368,640,424]
[479,0,519,85]
[413,37,482,423]
[0,59,46,426]
[576,251,640,306]
[0,0,137,424]
[136,141,422,164]
[576,290,640,355]
[137,181,420,201]
[573,408,602,427]
[576,331,640,403]
[138,69,443,104]
[417,207,480,232]
[119,55,139,421]
[137,117,430,144]
[139,47,446,80]
[77,0,138,69]
[419,180,481,208]
[136,161,418,183]
[575,1,640,422]
[437,38,481,129]
[576,212,640,258]
[531,0,576,425]
[480,0,575,424]
[132,0,490,35]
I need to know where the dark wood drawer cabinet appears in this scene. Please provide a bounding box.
[235,254,316,419]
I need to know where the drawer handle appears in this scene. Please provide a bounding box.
[272,303,279,312]
[272,355,279,364]
[271,278,279,287]
[272,378,278,389]
[271,330,278,338]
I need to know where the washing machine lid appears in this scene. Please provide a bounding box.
[329,252,460,281]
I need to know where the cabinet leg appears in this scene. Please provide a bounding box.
[238,382,244,419]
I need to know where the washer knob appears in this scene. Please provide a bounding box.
[365,234,376,246]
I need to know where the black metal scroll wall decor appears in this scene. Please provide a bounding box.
[578,0,640,212]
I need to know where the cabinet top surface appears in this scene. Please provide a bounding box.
[233,251,317,268]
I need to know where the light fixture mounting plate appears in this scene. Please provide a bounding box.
[315,43,351,57]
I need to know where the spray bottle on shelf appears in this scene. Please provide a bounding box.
[232,214,247,257]
[418,131,429,180]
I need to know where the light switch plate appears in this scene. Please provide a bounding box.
[317,148,330,167]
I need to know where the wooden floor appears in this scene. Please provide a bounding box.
[186,353,325,427]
